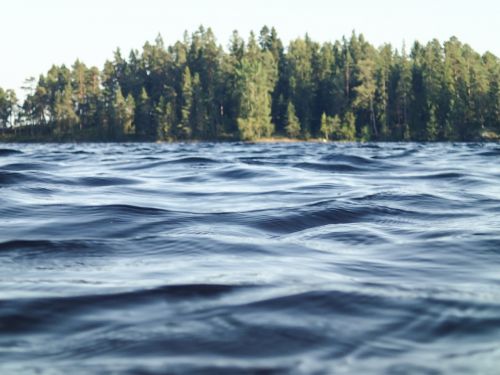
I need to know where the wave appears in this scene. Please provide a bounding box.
[0,171,45,185]
[1,142,499,374]
[319,153,380,165]
[77,176,139,187]
[294,161,371,173]
[0,148,22,156]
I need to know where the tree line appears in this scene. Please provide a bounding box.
[1,26,499,141]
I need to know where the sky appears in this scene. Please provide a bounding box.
[1,0,499,94]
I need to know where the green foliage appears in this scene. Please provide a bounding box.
[354,58,378,137]
[124,94,136,135]
[360,125,372,142]
[338,112,357,141]
[320,112,333,140]
[1,28,499,142]
[285,102,301,138]
[110,88,134,138]
[287,37,317,135]
[178,66,193,139]
[321,112,356,141]
[0,88,17,128]
[54,83,79,134]
[426,104,438,141]
[135,88,152,136]
[235,33,277,140]
[155,97,174,140]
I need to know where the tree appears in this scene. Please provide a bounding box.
[135,87,152,136]
[426,103,438,141]
[287,37,316,136]
[319,112,356,141]
[483,52,500,131]
[260,26,287,133]
[191,73,207,138]
[124,94,136,135]
[3,27,500,142]
[155,96,175,140]
[341,112,357,141]
[54,83,79,135]
[354,58,377,138]
[393,46,412,140]
[375,44,392,139]
[72,60,88,130]
[178,66,193,138]
[320,112,333,140]
[285,101,301,138]
[188,26,224,139]
[110,88,134,138]
[235,32,277,140]
[0,88,17,129]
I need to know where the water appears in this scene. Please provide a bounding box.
[1,142,500,375]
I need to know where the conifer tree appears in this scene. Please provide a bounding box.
[354,58,377,137]
[135,88,152,137]
[54,83,79,135]
[0,88,17,129]
[320,112,333,140]
[3,27,500,142]
[124,94,136,135]
[236,32,277,140]
[341,112,357,141]
[155,97,174,140]
[285,101,301,138]
[178,66,193,138]
[191,73,206,138]
[110,88,128,138]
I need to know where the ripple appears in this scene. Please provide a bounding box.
[0,171,43,185]
[0,142,499,374]
[0,148,22,156]
[77,176,139,187]
[294,161,370,173]
[2,162,56,171]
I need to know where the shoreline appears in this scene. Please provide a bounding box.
[1,132,499,145]
[1,139,499,144]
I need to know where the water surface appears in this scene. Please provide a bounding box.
[1,142,500,374]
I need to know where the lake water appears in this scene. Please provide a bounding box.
[1,142,500,374]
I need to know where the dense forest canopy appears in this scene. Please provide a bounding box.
[1,26,499,141]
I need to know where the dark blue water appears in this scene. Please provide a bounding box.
[1,142,500,374]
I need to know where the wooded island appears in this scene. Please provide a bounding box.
[1,26,499,142]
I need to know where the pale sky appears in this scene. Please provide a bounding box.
[1,0,498,94]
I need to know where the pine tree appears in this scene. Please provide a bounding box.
[0,88,17,129]
[354,58,377,138]
[395,46,412,139]
[236,32,277,140]
[155,97,174,140]
[341,112,357,141]
[54,83,79,135]
[135,87,152,137]
[483,52,500,131]
[124,94,135,135]
[320,112,333,140]
[285,101,301,138]
[110,87,128,138]
[287,38,316,136]
[426,104,438,141]
[4,27,500,142]
[178,66,193,138]
[375,44,392,139]
[191,73,207,138]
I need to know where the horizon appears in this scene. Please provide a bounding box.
[1,0,499,95]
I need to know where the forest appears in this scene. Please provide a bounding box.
[0,26,499,142]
